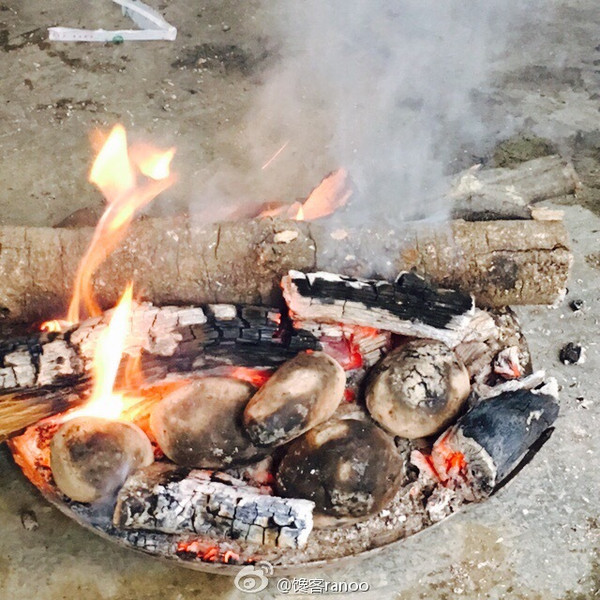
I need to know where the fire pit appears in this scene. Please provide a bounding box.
[0,126,571,574]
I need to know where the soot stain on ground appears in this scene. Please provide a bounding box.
[172,42,269,75]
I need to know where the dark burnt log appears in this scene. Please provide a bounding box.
[0,217,570,323]
[424,389,559,501]
[282,270,475,348]
[450,155,578,221]
[144,304,320,378]
[113,463,314,549]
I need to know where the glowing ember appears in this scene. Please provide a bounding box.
[261,140,289,170]
[228,367,272,388]
[67,284,134,421]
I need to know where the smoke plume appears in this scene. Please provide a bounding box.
[190,1,543,224]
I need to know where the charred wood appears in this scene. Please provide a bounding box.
[282,270,475,348]
[427,389,559,501]
[113,463,314,549]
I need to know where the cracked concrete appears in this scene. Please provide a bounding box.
[1,0,600,599]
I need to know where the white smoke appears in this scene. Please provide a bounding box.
[188,0,546,224]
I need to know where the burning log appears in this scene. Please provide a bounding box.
[365,340,470,439]
[450,155,579,220]
[243,351,346,447]
[149,377,265,469]
[113,463,314,549]
[420,389,559,501]
[0,304,320,441]
[276,419,405,518]
[282,270,476,348]
[50,417,154,503]
[0,304,318,392]
[0,217,570,323]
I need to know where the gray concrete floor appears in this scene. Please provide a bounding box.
[1,1,600,599]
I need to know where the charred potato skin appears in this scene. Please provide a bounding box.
[276,419,405,518]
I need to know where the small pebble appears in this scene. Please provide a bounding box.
[20,509,39,531]
[569,299,584,311]
[559,342,586,365]
[222,24,231,32]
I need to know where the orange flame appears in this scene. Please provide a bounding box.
[67,284,135,421]
[62,125,175,325]
[258,168,350,222]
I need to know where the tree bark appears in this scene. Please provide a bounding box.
[0,217,571,323]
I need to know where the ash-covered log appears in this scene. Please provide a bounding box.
[419,389,559,501]
[282,270,475,348]
[0,216,570,322]
[113,463,314,549]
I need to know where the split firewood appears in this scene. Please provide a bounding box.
[449,155,579,220]
[0,217,570,323]
[113,463,315,549]
[282,270,476,348]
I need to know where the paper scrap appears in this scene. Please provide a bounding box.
[48,0,177,42]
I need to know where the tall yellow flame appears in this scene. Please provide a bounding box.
[67,284,134,420]
[65,125,175,324]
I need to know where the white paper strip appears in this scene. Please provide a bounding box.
[48,0,177,42]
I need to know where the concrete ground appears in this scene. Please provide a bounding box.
[1,1,600,598]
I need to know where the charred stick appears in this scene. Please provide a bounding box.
[113,463,314,549]
[282,270,475,348]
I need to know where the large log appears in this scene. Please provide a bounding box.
[0,217,570,322]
